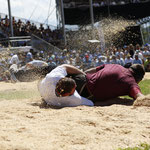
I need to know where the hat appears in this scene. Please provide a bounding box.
[85,55,89,58]
[127,54,131,57]
[144,43,149,47]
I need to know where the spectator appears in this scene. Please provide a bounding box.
[133,54,142,65]
[124,54,133,68]
[96,56,105,66]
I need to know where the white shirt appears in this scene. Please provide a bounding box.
[38,66,94,107]
[125,58,133,64]
[9,54,19,65]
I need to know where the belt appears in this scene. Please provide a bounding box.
[79,83,93,100]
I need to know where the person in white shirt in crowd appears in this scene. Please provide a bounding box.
[105,56,111,64]
[134,50,144,64]
[9,53,20,66]
[115,48,125,59]
[111,55,120,65]
[142,46,150,62]
[116,55,125,66]
[124,54,133,68]
[38,64,94,107]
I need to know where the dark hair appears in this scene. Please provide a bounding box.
[130,64,145,83]
[55,77,76,97]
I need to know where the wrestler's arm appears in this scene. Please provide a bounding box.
[61,64,86,75]
[129,87,144,100]
[84,67,96,74]
[84,65,105,74]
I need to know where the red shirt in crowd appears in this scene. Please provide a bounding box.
[86,64,141,101]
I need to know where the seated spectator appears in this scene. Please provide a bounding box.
[111,55,120,65]
[96,56,105,66]
[142,46,150,61]
[25,50,33,63]
[117,55,125,66]
[105,56,111,64]
[47,57,57,68]
[124,54,133,68]
[133,54,142,65]
[82,55,92,70]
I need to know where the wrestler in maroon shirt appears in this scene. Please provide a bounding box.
[85,64,145,104]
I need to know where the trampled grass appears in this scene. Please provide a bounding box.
[0,80,149,100]
[0,89,40,100]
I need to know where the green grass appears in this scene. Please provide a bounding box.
[122,79,150,99]
[0,80,149,101]
[117,143,150,150]
[0,90,40,100]
[139,79,150,95]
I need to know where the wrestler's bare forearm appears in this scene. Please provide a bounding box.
[84,67,96,74]
[61,64,86,75]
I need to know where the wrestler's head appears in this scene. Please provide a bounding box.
[55,77,76,97]
[130,64,145,83]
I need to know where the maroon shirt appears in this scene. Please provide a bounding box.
[86,64,141,101]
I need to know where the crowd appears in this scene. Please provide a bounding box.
[64,0,148,8]
[0,15,63,46]
[0,42,150,82]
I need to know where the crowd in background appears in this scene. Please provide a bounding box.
[0,43,150,82]
[0,15,63,46]
[64,0,149,8]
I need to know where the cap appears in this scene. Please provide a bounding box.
[85,55,89,58]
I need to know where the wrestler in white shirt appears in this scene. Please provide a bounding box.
[38,64,94,107]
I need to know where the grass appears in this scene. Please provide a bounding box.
[121,79,150,100]
[0,89,40,100]
[117,143,150,150]
[139,79,150,95]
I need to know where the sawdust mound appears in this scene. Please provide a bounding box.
[133,94,150,107]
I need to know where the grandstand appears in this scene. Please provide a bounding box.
[0,0,150,50]
[60,0,150,25]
